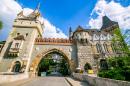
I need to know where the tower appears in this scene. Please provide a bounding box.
[0,4,44,73]
[100,15,119,34]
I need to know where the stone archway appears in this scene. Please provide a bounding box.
[84,62,92,73]
[7,59,23,72]
[29,47,75,77]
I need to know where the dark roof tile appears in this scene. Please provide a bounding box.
[75,26,84,31]
[101,15,118,30]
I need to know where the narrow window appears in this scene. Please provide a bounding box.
[25,33,28,37]
[96,44,99,53]
[86,39,87,43]
[15,43,19,48]
[17,33,20,36]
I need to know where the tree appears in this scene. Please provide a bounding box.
[38,56,54,73]
[0,21,3,30]
[111,28,130,55]
[59,59,68,75]
[98,28,130,81]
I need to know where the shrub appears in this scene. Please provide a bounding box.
[38,72,42,76]
[98,69,125,81]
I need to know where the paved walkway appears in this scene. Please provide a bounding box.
[65,76,91,86]
[0,73,91,86]
[21,73,70,86]
[0,77,37,86]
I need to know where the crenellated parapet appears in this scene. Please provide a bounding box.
[35,37,76,45]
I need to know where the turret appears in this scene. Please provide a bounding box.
[69,27,73,40]
[100,15,119,34]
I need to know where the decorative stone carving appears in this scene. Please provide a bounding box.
[8,35,25,57]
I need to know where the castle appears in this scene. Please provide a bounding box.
[0,5,122,76]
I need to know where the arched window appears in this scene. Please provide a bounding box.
[100,59,108,69]
[86,39,87,43]
[111,44,116,53]
[96,43,102,53]
[81,38,83,43]
[15,43,19,48]
[91,44,93,52]
[12,61,21,72]
[103,43,109,53]
[84,63,92,73]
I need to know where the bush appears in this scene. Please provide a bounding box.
[46,70,53,75]
[98,69,125,81]
[38,72,42,76]
[60,69,68,76]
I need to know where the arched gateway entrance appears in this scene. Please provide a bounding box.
[29,47,75,77]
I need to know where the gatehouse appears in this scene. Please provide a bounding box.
[0,4,123,77]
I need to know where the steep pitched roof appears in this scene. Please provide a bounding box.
[101,15,118,30]
[0,41,6,44]
[85,29,109,36]
[75,26,84,31]
[73,26,110,36]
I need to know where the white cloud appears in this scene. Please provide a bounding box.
[87,0,130,30]
[41,18,67,38]
[0,0,67,41]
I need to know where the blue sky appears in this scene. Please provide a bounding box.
[0,0,130,41]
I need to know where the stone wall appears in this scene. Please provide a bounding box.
[0,74,29,84]
[77,45,97,73]
[74,73,130,86]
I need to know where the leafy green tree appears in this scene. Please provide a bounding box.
[59,59,68,75]
[111,28,130,55]
[38,56,54,73]
[98,28,130,81]
[0,21,3,30]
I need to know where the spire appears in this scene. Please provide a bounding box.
[19,10,23,15]
[69,27,72,32]
[36,3,40,11]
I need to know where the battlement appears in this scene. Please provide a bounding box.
[35,37,76,45]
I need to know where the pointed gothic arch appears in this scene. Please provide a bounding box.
[29,47,75,77]
[84,62,92,73]
[7,59,23,72]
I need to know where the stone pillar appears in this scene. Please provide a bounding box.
[108,45,113,54]
[93,45,97,54]
[25,29,37,73]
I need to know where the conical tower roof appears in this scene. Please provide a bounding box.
[69,27,72,32]
[75,26,84,31]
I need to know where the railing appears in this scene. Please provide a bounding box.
[35,37,76,45]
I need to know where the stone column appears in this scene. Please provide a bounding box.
[93,45,97,54]
[108,45,113,54]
